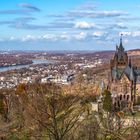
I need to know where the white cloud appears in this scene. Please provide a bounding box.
[124,39,129,44]
[60,34,71,40]
[119,32,131,36]
[74,32,87,40]
[22,35,37,41]
[10,36,16,41]
[132,31,140,37]
[119,31,140,37]
[117,23,127,29]
[42,34,58,41]
[100,10,127,17]
[92,31,104,37]
[74,21,96,29]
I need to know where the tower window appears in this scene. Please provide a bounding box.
[127,95,129,101]
[120,95,122,100]
[123,95,126,100]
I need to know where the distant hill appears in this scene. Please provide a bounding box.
[94,49,140,58]
[127,49,140,56]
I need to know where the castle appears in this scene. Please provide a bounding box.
[109,35,140,110]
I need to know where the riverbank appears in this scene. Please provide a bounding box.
[0,59,56,72]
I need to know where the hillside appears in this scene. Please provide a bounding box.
[127,49,140,56]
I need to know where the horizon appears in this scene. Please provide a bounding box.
[0,48,139,53]
[0,0,140,50]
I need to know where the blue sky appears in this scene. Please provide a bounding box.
[0,0,140,50]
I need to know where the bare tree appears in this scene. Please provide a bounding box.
[17,83,84,140]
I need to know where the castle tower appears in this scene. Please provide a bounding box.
[110,35,128,81]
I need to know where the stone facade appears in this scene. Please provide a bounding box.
[109,36,140,110]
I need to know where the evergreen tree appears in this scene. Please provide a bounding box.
[103,89,112,113]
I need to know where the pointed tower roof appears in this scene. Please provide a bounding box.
[116,44,118,51]
[114,65,118,80]
[119,34,124,51]
[129,57,132,67]
[100,80,105,93]
[130,67,135,81]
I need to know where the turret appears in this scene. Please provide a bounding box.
[116,44,118,52]
[130,67,135,81]
[129,57,132,67]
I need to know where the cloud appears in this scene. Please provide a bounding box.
[74,21,97,29]
[92,31,105,37]
[67,10,128,19]
[0,3,40,15]
[119,32,131,36]
[11,23,48,30]
[15,17,36,22]
[0,21,14,25]
[74,32,87,40]
[0,17,74,30]
[11,20,74,30]
[0,17,36,29]
[0,10,31,15]
[47,1,128,22]
[75,2,97,11]
[42,34,58,41]
[74,21,127,31]
[48,22,74,29]
[115,23,127,29]
[19,3,41,12]
[21,33,72,42]
[118,16,140,21]
[106,23,128,30]
[9,36,17,41]
[21,35,38,41]
[119,31,140,38]
[132,31,140,37]
[0,30,129,46]
[49,10,127,20]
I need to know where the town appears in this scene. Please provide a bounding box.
[0,51,110,89]
[1,41,140,139]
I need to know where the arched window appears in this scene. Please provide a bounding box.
[120,95,122,100]
[118,101,120,108]
[127,95,129,101]
[123,95,126,100]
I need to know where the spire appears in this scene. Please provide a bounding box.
[114,65,118,80]
[116,44,118,51]
[120,34,123,46]
[130,67,134,81]
[119,34,124,51]
[100,80,105,93]
[129,57,132,67]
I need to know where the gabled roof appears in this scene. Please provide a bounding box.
[112,65,138,81]
[112,67,125,80]
[115,36,127,62]
[134,69,140,76]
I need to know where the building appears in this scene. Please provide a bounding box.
[109,35,140,110]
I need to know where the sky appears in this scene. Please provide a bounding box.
[0,0,140,51]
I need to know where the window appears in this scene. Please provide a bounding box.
[123,95,126,100]
[120,95,122,100]
[127,95,129,101]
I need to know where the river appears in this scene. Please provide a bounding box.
[0,60,56,72]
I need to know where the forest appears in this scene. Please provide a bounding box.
[0,83,139,140]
